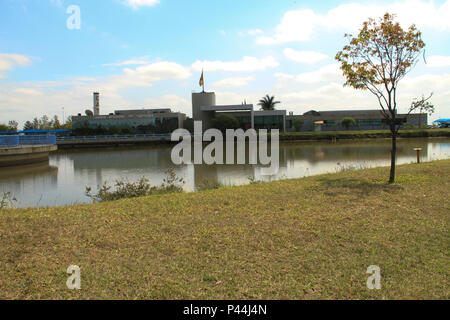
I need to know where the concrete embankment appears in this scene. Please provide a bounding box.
[0,145,58,167]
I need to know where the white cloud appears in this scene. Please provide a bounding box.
[192,56,279,72]
[13,88,44,96]
[50,0,63,7]
[277,72,450,120]
[124,0,160,9]
[427,55,450,68]
[247,29,263,36]
[283,48,328,64]
[257,9,318,44]
[0,53,32,78]
[0,58,195,125]
[123,61,191,82]
[143,94,191,115]
[275,64,342,84]
[213,76,254,88]
[102,57,150,67]
[256,0,450,45]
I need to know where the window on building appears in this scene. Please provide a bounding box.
[357,119,383,127]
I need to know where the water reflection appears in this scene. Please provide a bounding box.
[0,138,448,208]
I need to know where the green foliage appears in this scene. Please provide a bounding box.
[335,13,426,183]
[196,180,224,192]
[211,114,240,133]
[85,168,185,203]
[0,192,17,209]
[21,115,68,131]
[258,95,280,111]
[292,119,304,132]
[0,121,18,132]
[335,13,425,122]
[23,121,34,131]
[136,118,179,134]
[341,117,357,130]
[7,121,18,132]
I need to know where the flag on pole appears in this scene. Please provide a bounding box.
[199,70,204,91]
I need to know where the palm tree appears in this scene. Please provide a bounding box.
[258,95,280,111]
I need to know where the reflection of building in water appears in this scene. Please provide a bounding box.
[70,148,172,171]
[0,162,58,181]
[192,146,289,188]
[282,140,429,165]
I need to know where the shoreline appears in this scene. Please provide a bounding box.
[55,129,450,149]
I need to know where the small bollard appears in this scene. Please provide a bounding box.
[414,148,422,164]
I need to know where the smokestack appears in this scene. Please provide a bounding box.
[93,92,100,116]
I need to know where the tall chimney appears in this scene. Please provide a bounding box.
[93,92,100,116]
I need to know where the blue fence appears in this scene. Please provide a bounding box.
[0,135,57,148]
[56,133,171,142]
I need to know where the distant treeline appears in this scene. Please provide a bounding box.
[72,118,179,136]
[0,115,72,132]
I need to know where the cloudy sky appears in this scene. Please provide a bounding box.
[1,0,449,126]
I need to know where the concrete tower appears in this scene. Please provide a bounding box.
[93,92,100,116]
[192,91,216,128]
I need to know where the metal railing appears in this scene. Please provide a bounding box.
[0,135,57,148]
[56,133,172,142]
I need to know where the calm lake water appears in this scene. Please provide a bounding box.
[1,138,449,208]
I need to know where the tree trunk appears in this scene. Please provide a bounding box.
[389,130,397,184]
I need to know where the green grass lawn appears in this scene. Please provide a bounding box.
[0,160,449,299]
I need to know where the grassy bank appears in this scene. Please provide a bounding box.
[1,160,449,299]
[280,128,450,141]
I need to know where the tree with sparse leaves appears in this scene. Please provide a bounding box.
[8,120,18,132]
[408,93,434,127]
[23,121,34,131]
[336,13,426,183]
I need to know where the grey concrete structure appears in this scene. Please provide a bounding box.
[0,145,58,167]
[72,108,187,132]
[93,92,100,116]
[191,91,286,132]
[72,92,186,133]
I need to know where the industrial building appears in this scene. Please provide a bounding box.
[72,93,187,134]
[72,92,428,135]
[191,91,287,132]
[286,110,428,132]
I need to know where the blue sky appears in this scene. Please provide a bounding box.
[1,0,449,125]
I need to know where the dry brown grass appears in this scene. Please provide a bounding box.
[0,160,449,299]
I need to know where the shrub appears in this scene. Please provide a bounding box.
[292,119,304,132]
[196,180,224,191]
[0,192,17,209]
[85,168,185,203]
[341,117,357,130]
[211,114,240,133]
